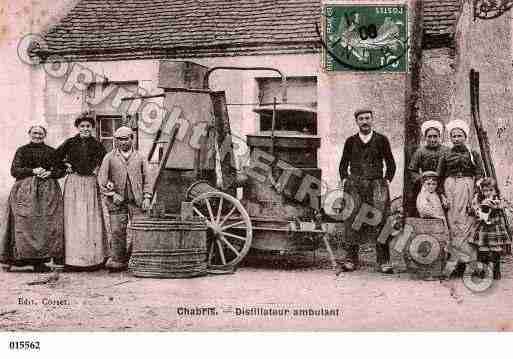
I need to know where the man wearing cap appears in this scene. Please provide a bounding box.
[338,108,396,273]
[98,126,153,271]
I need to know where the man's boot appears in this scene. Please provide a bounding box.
[376,241,393,274]
[340,244,359,272]
[491,252,501,280]
[106,213,129,272]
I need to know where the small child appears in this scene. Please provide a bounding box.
[416,171,446,221]
[469,177,510,280]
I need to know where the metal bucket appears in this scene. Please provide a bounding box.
[186,180,218,201]
[128,217,208,278]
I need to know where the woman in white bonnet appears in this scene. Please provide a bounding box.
[0,124,65,271]
[437,119,484,275]
[408,120,449,215]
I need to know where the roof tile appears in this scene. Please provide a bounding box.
[422,0,462,49]
[39,0,321,61]
[38,0,463,61]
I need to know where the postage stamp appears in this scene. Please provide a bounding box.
[322,4,408,72]
[1,0,513,354]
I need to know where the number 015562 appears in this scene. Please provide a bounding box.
[9,341,40,350]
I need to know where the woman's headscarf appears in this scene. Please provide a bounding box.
[446,119,475,164]
[421,120,443,137]
[446,119,469,138]
[27,123,48,136]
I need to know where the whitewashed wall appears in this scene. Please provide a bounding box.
[318,0,413,199]
[41,54,320,178]
[451,0,513,201]
[0,0,80,206]
[4,0,512,214]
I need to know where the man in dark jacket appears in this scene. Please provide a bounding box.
[338,108,396,273]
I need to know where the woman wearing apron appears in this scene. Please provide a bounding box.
[1,125,65,271]
[55,114,107,270]
[437,119,484,275]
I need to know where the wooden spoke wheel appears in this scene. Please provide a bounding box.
[191,191,252,269]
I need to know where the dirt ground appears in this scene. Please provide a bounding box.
[1,248,513,332]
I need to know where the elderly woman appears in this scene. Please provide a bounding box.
[0,125,65,272]
[55,114,107,269]
[437,119,484,274]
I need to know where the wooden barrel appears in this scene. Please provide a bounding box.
[128,217,208,278]
[394,217,449,278]
[186,180,218,201]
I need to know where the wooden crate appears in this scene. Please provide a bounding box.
[158,61,209,89]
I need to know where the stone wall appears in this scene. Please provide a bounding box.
[449,0,513,200]
[418,48,456,126]
[318,0,414,199]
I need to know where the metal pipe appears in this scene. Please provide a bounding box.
[160,87,212,94]
[120,94,165,101]
[120,86,213,102]
[203,66,287,103]
[270,97,277,156]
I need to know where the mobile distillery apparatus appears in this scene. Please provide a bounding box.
[124,61,337,278]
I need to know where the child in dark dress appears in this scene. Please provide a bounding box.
[469,178,510,280]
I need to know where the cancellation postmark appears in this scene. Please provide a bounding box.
[321,4,408,72]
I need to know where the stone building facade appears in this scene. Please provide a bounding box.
[2,0,513,213]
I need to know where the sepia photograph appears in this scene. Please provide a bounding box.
[1,1,513,347]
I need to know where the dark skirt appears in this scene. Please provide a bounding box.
[0,177,64,264]
[343,177,390,246]
[469,211,510,253]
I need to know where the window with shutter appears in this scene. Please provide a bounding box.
[86,81,139,151]
[256,76,317,134]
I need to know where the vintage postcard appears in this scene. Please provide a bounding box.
[1,0,513,347]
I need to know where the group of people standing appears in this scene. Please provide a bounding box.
[339,108,510,279]
[0,114,153,273]
[1,108,509,280]
[411,119,509,279]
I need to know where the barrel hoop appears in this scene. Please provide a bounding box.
[131,251,207,256]
[129,261,207,270]
[131,253,207,258]
[130,271,206,279]
[129,260,208,278]
[129,261,207,268]
[129,222,206,227]
[127,226,206,231]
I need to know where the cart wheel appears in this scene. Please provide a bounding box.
[191,191,252,269]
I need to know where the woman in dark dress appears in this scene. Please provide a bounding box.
[54,114,107,269]
[437,119,484,275]
[407,120,448,215]
[408,120,448,183]
[0,125,65,272]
